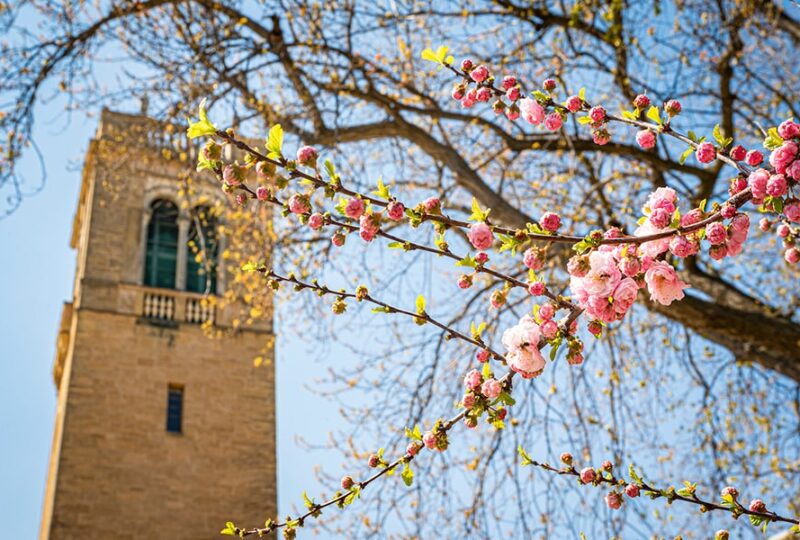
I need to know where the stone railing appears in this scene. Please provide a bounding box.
[134,286,216,326]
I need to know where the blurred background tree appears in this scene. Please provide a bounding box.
[2,1,799,538]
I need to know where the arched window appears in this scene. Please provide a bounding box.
[144,199,179,288]
[185,206,218,294]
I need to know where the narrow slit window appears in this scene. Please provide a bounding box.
[166,385,183,433]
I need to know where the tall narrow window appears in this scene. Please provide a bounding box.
[144,199,179,289]
[185,206,218,294]
[166,385,183,433]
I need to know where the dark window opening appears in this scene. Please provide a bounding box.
[144,199,179,289]
[185,206,219,294]
[166,385,184,433]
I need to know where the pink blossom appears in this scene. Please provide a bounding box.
[470,65,489,83]
[745,150,763,166]
[544,112,563,131]
[422,431,436,450]
[222,163,244,186]
[519,98,545,125]
[475,87,491,102]
[730,213,750,242]
[605,492,623,510]
[729,176,748,196]
[308,213,324,230]
[359,213,381,242]
[475,252,489,264]
[540,212,562,232]
[506,87,520,101]
[664,99,681,116]
[696,142,716,164]
[567,255,590,277]
[681,208,704,227]
[777,224,790,237]
[464,369,482,389]
[451,86,465,101]
[785,248,800,264]
[331,232,345,247]
[778,119,800,139]
[705,222,728,245]
[634,220,671,257]
[787,160,800,181]
[528,281,545,296]
[296,145,318,167]
[729,145,746,161]
[769,141,798,173]
[490,290,506,309]
[748,168,770,200]
[481,378,502,399]
[457,274,472,289]
[476,350,490,363]
[645,187,677,214]
[620,257,641,277]
[588,321,602,337]
[720,204,736,219]
[422,197,441,213]
[572,251,621,298]
[462,393,476,409]
[759,218,771,232]
[345,197,366,219]
[461,89,477,108]
[644,260,688,305]
[649,207,672,229]
[543,78,557,91]
[288,194,310,215]
[785,201,800,222]
[502,315,546,379]
[386,201,404,221]
[468,222,494,250]
[540,320,558,339]
[406,442,420,456]
[539,303,555,320]
[256,186,269,201]
[502,76,517,90]
[523,247,545,270]
[749,499,766,513]
[505,105,520,121]
[669,235,698,258]
[461,59,474,71]
[625,484,640,498]
[709,244,728,260]
[565,95,582,113]
[611,278,639,317]
[579,467,596,484]
[633,94,650,109]
[589,106,606,123]
[592,129,611,145]
[636,129,656,149]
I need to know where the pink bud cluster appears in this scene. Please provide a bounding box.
[461,368,507,429]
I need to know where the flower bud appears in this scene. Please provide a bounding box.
[475,252,489,264]
[476,350,490,363]
[406,443,420,457]
[355,285,368,301]
[715,530,729,540]
[601,460,613,473]
[625,483,640,498]
[664,99,682,116]
[579,467,596,484]
[341,476,354,490]
[543,78,557,91]
[633,94,650,110]
[296,145,318,168]
[729,145,746,161]
[604,491,623,510]
[560,452,573,465]
[720,486,739,499]
[528,281,545,296]
[368,454,380,468]
[748,499,766,513]
[457,274,473,289]
[332,232,345,247]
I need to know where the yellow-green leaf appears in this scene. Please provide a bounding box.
[266,124,283,159]
[186,98,217,139]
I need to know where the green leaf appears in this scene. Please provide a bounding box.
[621,109,638,120]
[628,464,642,484]
[401,462,414,486]
[482,361,492,379]
[220,522,237,536]
[578,87,586,100]
[549,338,562,361]
[456,254,477,268]
[577,115,593,124]
[302,491,314,509]
[371,176,391,200]
[186,98,217,139]
[470,321,487,340]
[387,241,404,249]
[763,127,783,150]
[469,197,490,222]
[645,105,662,125]
[324,159,337,180]
[679,145,694,165]
[266,124,284,159]
[421,45,452,67]
[241,261,258,272]
[712,124,723,145]
[498,392,516,406]
[531,90,549,101]
[518,445,534,466]
[371,306,392,314]
[405,425,423,441]
[415,294,426,314]
[421,48,439,63]
[698,199,707,213]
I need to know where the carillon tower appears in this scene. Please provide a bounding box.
[39,110,276,538]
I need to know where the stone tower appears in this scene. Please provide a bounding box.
[39,110,276,539]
